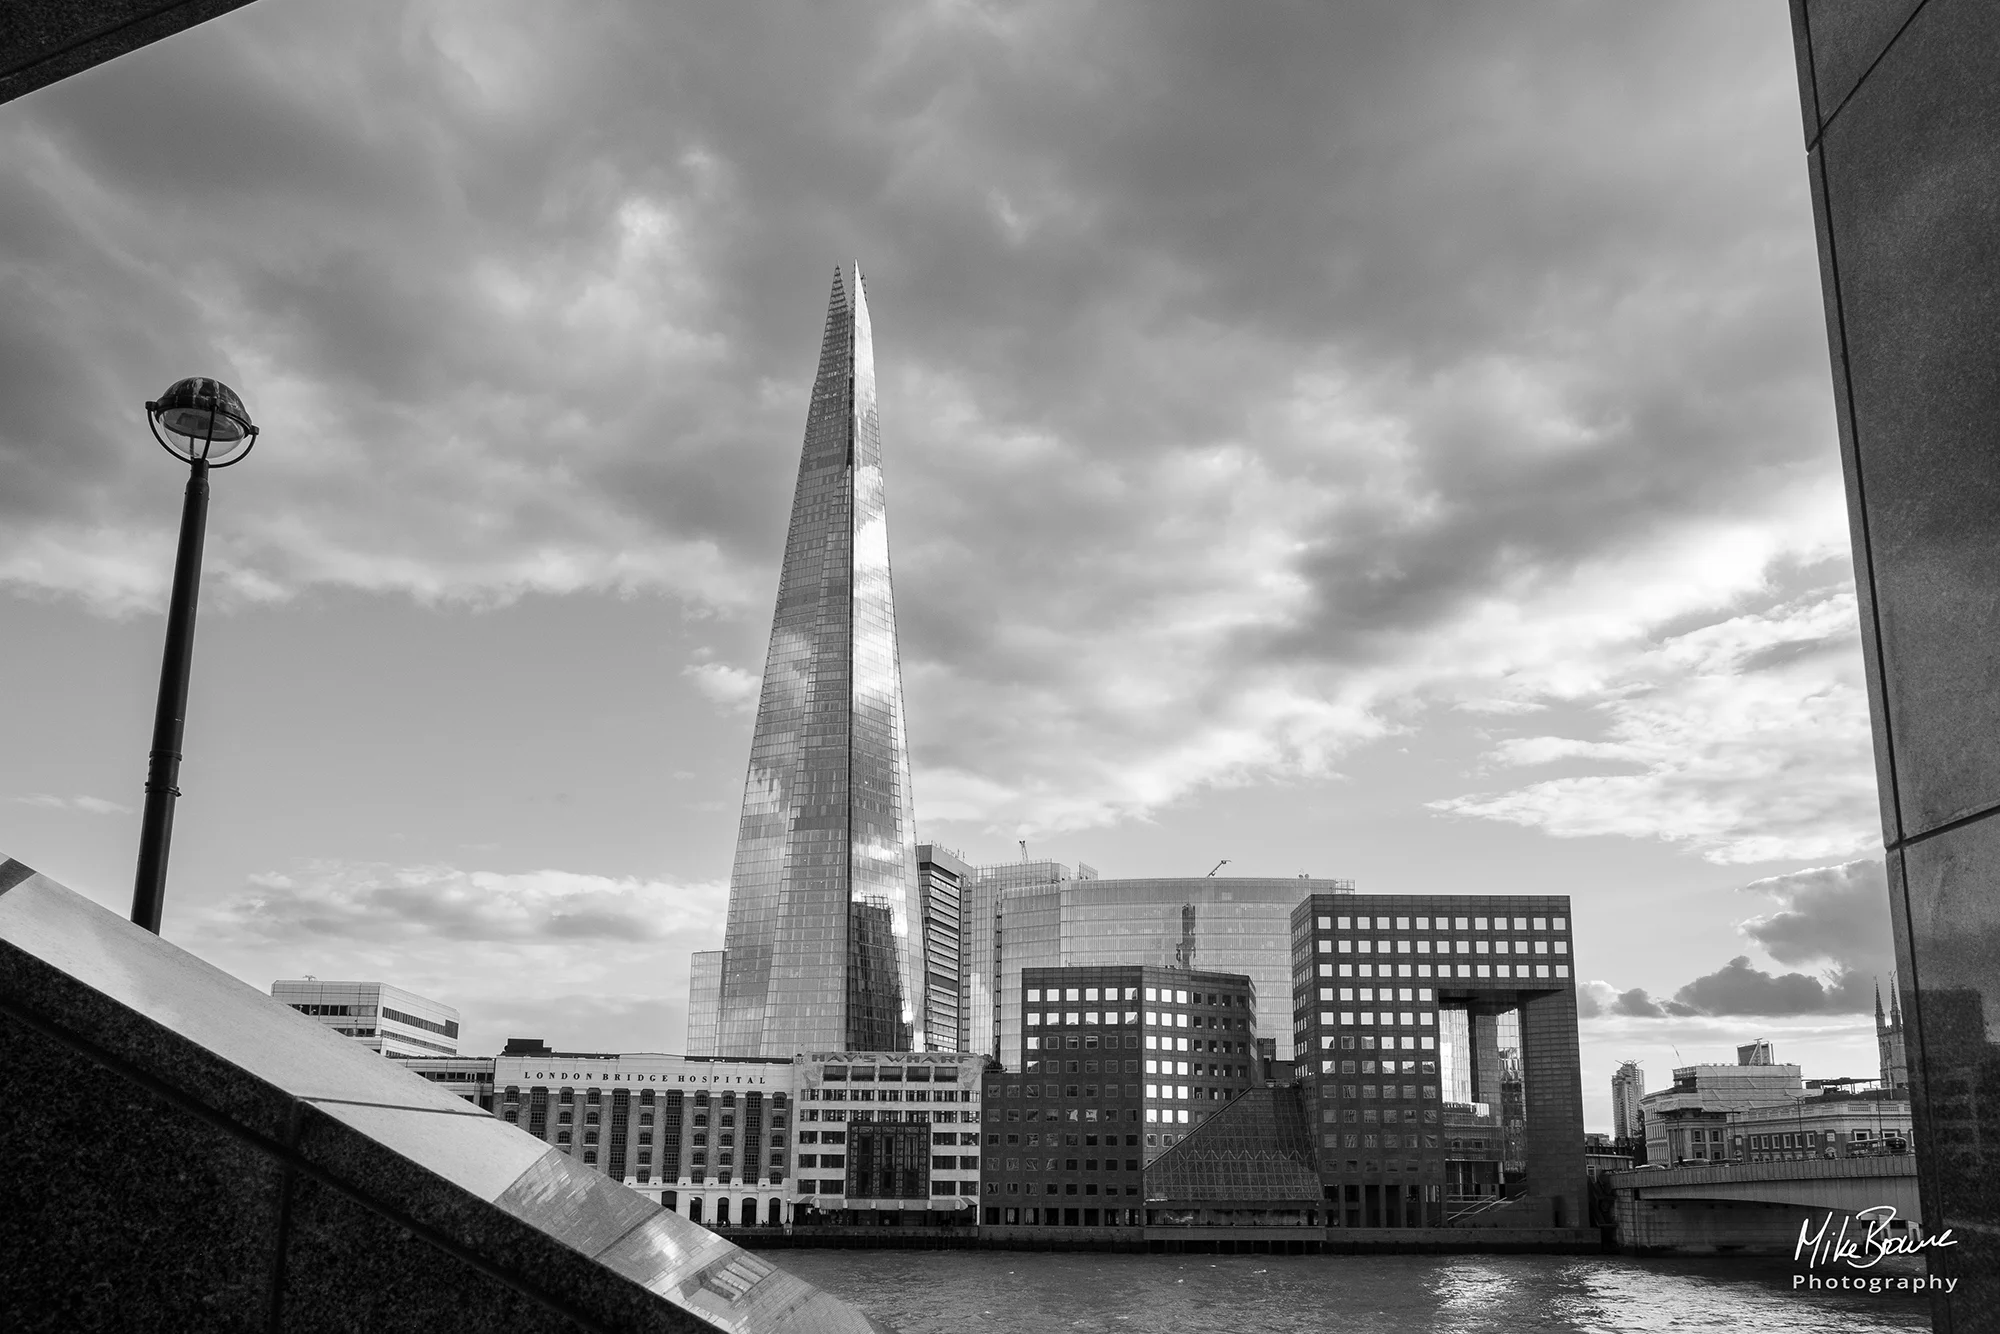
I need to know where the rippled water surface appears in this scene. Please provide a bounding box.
[763,1250,1933,1334]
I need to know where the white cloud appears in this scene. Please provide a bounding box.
[682,662,761,713]
[10,793,131,815]
[1429,588,1876,864]
[188,860,729,1056]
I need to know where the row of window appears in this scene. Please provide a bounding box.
[1328,1096,1440,1120]
[1323,1085,1441,1102]
[928,1156,982,1170]
[801,1088,963,1102]
[1028,986,1139,1003]
[1024,1034,1247,1054]
[798,1109,971,1124]
[1321,1059,1438,1076]
[1318,938,1568,956]
[817,1066,966,1084]
[993,1132,1140,1148]
[1307,963,1572,981]
[996,1182,1142,1197]
[1321,1010,1437,1028]
[505,1087,781,1107]
[1315,915,1567,933]
[1025,986,1250,1008]
[1322,1133,1437,1150]
[1003,1157,1140,1173]
[1315,1039,1440,1058]
[987,1205,1142,1224]
[379,1031,460,1055]
[1324,1158,1434,1176]
[380,1005,460,1039]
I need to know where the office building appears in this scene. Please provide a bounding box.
[1290,896,1586,1230]
[685,950,723,1055]
[708,266,924,1059]
[958,857,1085,1060]
[270,979,460,1059]
[980,964,1260,1233]
[961,870,1355,1066]
[491,1040,983,1229]
[1611,1060,1645,1143]
[916,844,970,1052]
[493,1039,797,1226]
[791,1050,986,1224]
[1636,1045,1806,1166]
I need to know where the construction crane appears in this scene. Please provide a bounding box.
[1206,859,1230,877]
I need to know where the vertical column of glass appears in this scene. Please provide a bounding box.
[720,272,859,1057]
[844,270,920,1053]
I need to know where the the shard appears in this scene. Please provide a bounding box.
[711,266,921,1057]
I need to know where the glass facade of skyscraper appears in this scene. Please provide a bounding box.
[915,845,969,1052]
[968,876,1357,1067]
[713,267,923,1057]
[685,950,724,1055]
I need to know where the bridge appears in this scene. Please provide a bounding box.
[1606,1157,1921,1255]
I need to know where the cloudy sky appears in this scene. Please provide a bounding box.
[0,1,1893,1129]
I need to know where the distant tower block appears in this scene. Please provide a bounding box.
[1876,980,1909,1090]
[713,267,921,1058]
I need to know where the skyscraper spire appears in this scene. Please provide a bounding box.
[708,266,921,1058]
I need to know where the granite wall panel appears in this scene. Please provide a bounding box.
[0,857,888,1334]
[1789,2,2000,1329]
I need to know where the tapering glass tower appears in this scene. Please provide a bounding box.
[713,266,921,1057]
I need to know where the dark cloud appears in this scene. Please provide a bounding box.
[1,2,1850,835]
[1740,858,1893,974]
[1619,987,1694,1019]
[1581,860,1892,1022]
[1671,956,1871,1017]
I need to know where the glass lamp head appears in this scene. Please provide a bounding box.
[148,377,258,465]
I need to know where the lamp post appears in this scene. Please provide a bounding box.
[130,378,259,934]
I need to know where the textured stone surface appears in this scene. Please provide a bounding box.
[1898,820,2000,1319]
[1819,1,2000,839]
[0,1012,285,1333]
[1795,0,1927,135]
[0,858,890,1334]
[0,0,259,105]
[1790,2,2000,1329]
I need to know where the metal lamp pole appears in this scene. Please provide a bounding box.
[130,378,259,934]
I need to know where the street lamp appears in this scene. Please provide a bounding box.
[130,377,259,934]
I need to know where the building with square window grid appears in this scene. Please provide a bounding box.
[982,965,1258,1232]
[1292,896,1585,1231]
[792,1050,985,1225]
[493,1043,798,1228]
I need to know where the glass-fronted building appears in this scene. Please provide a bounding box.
[709,266,924,1058]
[915,845,970,1053]
[685,950,724,1055]
[969,877,1356,1067]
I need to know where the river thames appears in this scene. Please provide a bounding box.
[764,1251,1932,1334]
